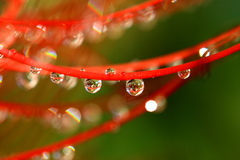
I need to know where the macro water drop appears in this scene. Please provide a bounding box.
[177,69,191,79]
[126,79,144,96]
[50,72,64,84]
[84,79,102,93]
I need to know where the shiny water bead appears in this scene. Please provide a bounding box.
[171,0,177,3]
[84,79,102,93]
[177,69,191,79]
[0,24,16,48]
[16,72,39,90]
[0,54,3,58]
[30,66,42,75]
[59,76,78,90]
[105,68,116,75]
[126,79,144,96]
[199,47,210,57]
[138,6,156,23]
[25,25,46,43]
[50,72,64,84]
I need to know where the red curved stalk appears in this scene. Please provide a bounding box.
[1,74,187,160]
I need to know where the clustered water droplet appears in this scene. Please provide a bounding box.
[126,79,144,96]
[177,69,191,79]
[84,79,102,93]
[105,68,116,75]
[50,72,64,84]
[30,66,42,75]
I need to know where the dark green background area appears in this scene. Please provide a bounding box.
[83,0,240,160]
[0,0,240,159]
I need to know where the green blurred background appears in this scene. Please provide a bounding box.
[1,0,240,159]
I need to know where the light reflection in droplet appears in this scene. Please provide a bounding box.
[177,69,191,79]
[16,72,39,90]
[126,79,144,96]
[199,47,210,57]
[65,107,81,123]
[59,76,78,90]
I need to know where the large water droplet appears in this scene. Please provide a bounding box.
[177,69,191,79]
[16,72,39,90]
[63,26,84,49]
[30,66,42,75]
[105,68,116,75]
[59,76,78,90]
[126,79,144,96]
[82,103,102,123]
[0,24,16,48]
[43,25,66,44]
[24,45,57,64]
[25,25,46,43]
[44,107,81,133]
[138,6,156,23]
[50,72,64,84]
[84,79,102,93]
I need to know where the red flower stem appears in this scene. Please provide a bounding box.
[1,26,238,75]
[2,75,187,160]
[1,43,239,81]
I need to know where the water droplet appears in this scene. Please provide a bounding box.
[25,25,46,43]
[59,76,78,90]
[0,54,3,58]
[105,68,116,75]
[138,6,156,23]
[199,47,210,57]
[0,24,16,48]
[24,45,57,64]
[63,30,84,49]
[80,68,86,72]
[177,69,191,79]
[32,152,50,160]
[43,25,66,44]
[171,0,177,3]
[84,79,102,93]
[50,72,64,84]
[44,107,81,133]
[126,79,144,96]
[82,103,102,123]
[121,72,126,76]
[52,146,75,160]
[30,66,42,75]
[0,110,8,124]
[16,72,39,90]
